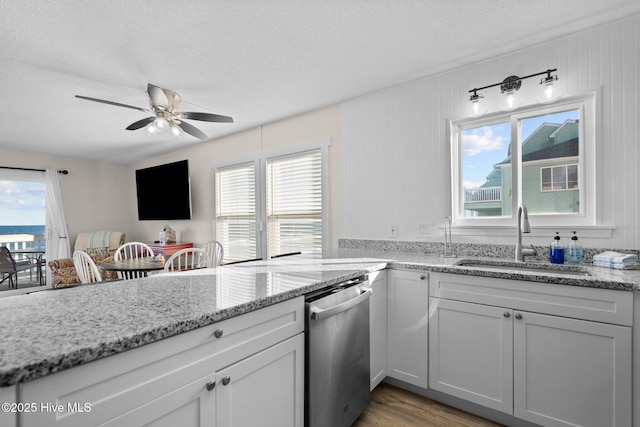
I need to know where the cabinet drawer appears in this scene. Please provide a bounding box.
[20,297,304,427]
[429,273,632,326]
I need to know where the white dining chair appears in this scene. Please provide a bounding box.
[164,248,209,273]
[72,250,103,284]
[113,242,155,280]
[202,240,224,267]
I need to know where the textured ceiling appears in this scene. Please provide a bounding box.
[2,0,639,164]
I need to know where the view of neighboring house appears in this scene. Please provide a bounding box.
[465,119,580,217]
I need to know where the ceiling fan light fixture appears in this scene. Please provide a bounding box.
[153,117,169,133]
[146,123,158,135]
[170,125,183,138]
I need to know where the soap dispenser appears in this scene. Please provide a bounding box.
[567,231,584,265]
[549,232,565,264]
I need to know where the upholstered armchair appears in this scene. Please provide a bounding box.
[48,231,125,288]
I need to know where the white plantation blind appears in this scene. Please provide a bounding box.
[266,150,322,258]
[215,162,257,263]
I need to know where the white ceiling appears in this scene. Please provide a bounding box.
[2,0,639,165]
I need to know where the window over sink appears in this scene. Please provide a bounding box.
[449,92,597,228]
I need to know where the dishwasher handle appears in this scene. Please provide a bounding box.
[310,288,371,321]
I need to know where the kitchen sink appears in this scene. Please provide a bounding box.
[455,259,591,276]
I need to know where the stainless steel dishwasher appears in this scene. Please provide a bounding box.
[305,275,371,427]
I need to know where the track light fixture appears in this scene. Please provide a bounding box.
[466,68,562,117]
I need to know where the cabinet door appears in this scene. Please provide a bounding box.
[386,269,428,388]
[215,334,304,427]
[429,298,513,414]
[369,270,387,390]
[513,311,632,427]
[101,374,216,427]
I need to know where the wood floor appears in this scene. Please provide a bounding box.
[353,383,503,427]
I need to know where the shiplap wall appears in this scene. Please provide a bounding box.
[341,14,639,250]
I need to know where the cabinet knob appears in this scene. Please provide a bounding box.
[206,381,216,391]
[420,275,426,280]
[503,312,511,318]
[214,328,224,339]
[222,376,231,386]
[515,313,523,320]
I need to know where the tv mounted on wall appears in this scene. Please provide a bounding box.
[135,160,192,220]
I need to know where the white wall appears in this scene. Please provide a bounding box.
[341,14,640,250]
[128,105,342,252]
[0,148,131,245]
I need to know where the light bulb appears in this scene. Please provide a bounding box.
[170,125,183,138]
[466,92,486,118]
[499,88,521,111]
[153,117,169,133]
[146,123,158,135]
[537,75,563,104]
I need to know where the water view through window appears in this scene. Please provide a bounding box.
[0,178,46,248]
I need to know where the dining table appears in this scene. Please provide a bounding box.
[99,256,165,279]
[11,248,46,286]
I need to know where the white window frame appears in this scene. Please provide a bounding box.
[212,139,330,260]
[449,91,600,234]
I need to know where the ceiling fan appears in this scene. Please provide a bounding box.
[75,84,233,140]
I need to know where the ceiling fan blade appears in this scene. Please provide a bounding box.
[177,121,208,140]
[75,95,149,113]
[126,117,155,130]
[180,112,234,123]
[147,84,169,108]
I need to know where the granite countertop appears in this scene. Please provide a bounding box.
[1,253,638,388]
[336,249,640,292]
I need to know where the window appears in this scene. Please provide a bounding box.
[541,164,578,192]
[214,142,328,262]
[266,150,322,258]
[451,93,596,227]
[215,162,257,263]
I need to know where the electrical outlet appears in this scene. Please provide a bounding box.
[417,223,430,237]
[389,223,398,237]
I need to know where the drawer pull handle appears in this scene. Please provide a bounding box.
[515,313,523,320]
[222,376,231,386]
[419,275,426,280]
[206,381,216,391]
[214,328,224,339]
[503,312,510,318]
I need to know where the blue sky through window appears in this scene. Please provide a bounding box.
[0,180,46,225]
[462,109,579,189]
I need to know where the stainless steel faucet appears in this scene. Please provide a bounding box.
[515,205,536,261]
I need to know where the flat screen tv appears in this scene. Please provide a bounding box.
[135,160,192,220]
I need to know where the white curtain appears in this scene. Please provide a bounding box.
[45,169,70,284]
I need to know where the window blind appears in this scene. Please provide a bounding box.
[215,162,257,263]
[266,150,322,258]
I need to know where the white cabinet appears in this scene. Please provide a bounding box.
[428,298,513,413]
[0,385,17,427]
[104,334,304,427]
[513,311,631,427]
[429,273,633,427]
[215,334,304,427]
[20,297,304,427]
[386,269,428,388]
[368,270,387,390]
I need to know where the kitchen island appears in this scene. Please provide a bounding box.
[1,253,638,427]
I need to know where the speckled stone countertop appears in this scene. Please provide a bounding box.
[1,253,638,388]
[336,249,640,292]
[0,258,386,387]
